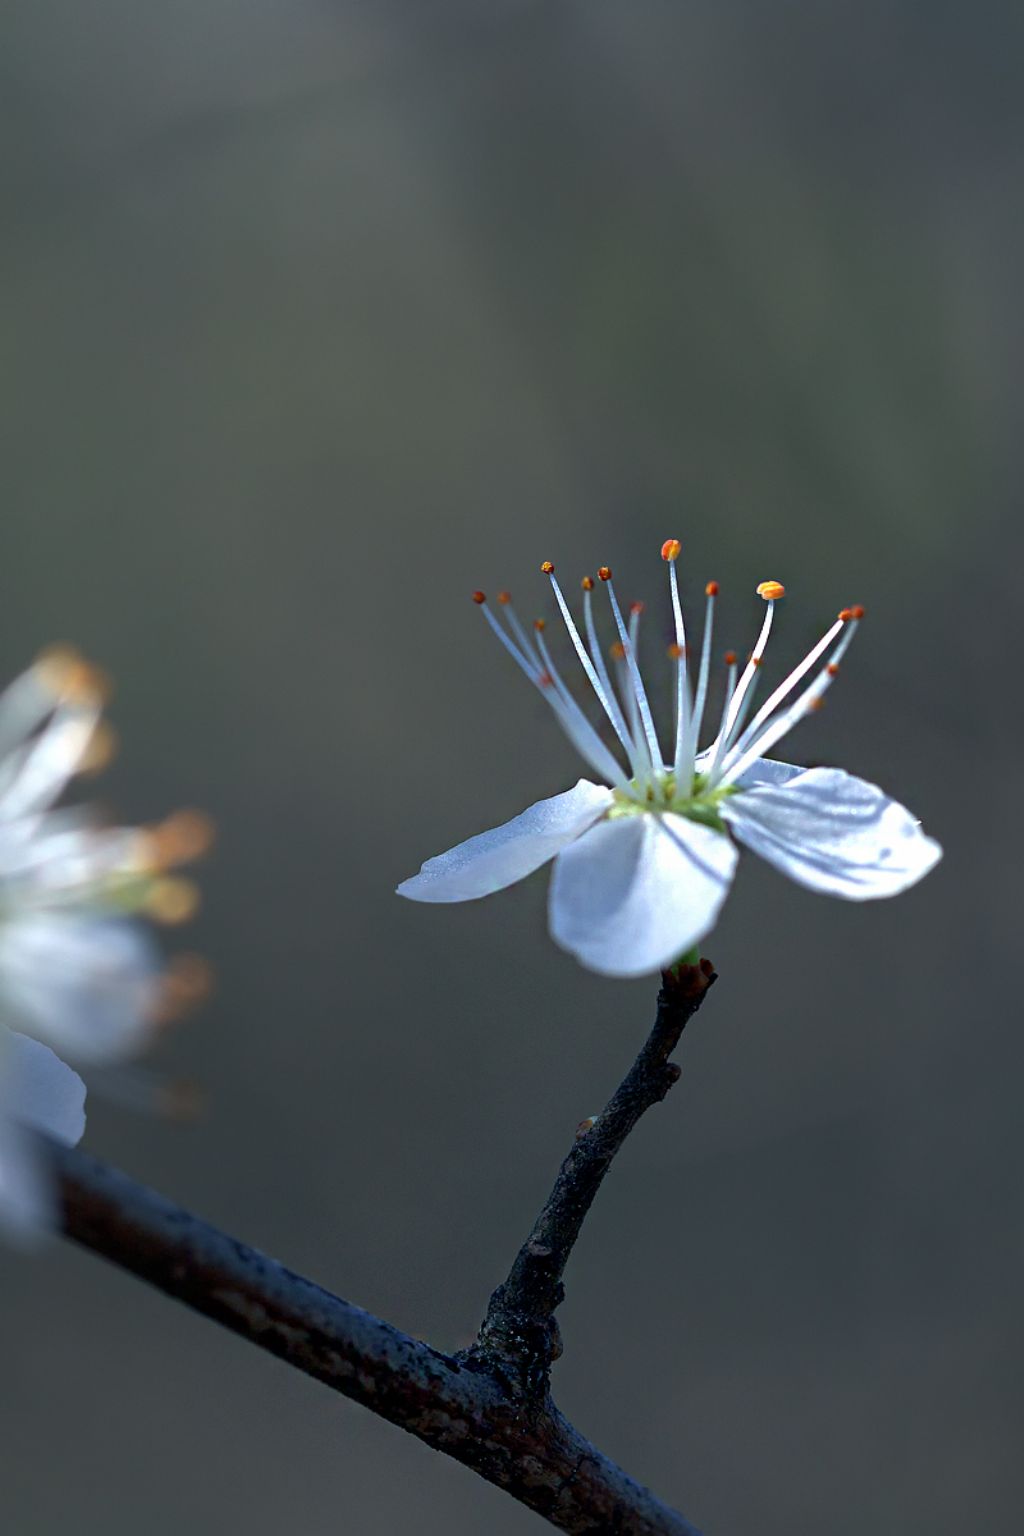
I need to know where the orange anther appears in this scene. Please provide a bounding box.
[610,641,626,660]
[756,580,786,601]
[667,642,683,660]
[472,591,486,605]
[35,646,112,706]
[534,618,546,632]
[838,608,853,622]
[151,952,214,1025]
[724,650,737,666]
[808,696,826,712]
[538,671,554,688]
[139,810,216,872]
[661,538,682,562]
[598,566,612,582]
[705,581,719,597]
[827,663,840,677]
[497,590,512,605]
[630,600,645,616]
[540,560,555,575]
[749,655,763,668]
[581,575,594,591]
[80,720,119,775]
[851,604,865,620]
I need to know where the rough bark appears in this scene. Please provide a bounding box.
[55,961,715,1535]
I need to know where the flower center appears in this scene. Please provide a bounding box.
[607,771,739,831]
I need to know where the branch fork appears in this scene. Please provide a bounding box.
[56,960,716,1535]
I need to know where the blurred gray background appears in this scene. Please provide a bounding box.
[2,2,1020,1532]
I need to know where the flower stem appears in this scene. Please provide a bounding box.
[468,956,717,1395]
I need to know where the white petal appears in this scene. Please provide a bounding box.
[696,750,804,790]
[729,756,806,789]
[721,766,942,899]
[0,1112,51,1240]
[0,1027,85,1242]
[548,811,738,977]
[397,780,614,903]
[2,1027,86,1143]
[0,914,161,1061]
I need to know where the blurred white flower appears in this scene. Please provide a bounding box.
[398,543,941,977]
[0,651,212,1239]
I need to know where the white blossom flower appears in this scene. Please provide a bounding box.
[398,542,941,977]
[0,651,211,1239]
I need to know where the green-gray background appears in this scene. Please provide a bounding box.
[2,3,1019,1532]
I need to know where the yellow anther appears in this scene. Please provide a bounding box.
[661,538,682,562]
[144,877,201,925]
[756,580,786,601]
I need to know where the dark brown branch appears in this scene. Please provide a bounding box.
[53,963,716,1535]
[469,960,716,1393]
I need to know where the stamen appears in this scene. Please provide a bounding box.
[581,578,639,775]
[544,568,636,759]
[703,588,779,782]
[680,582,718,784]
[602,572,663,769]
[532,624,631,788]
[136,810,215,872]
[721,613,862,784]
[495,592,540,659]
[34,646,112,706]
[144,876,201,925]
[476,596,629,787]
[477,597,544,683]
[664,544,691,783]
[705,652,739,783]
[719,608,849,774]
[79,719,118,775]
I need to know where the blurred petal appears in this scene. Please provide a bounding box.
[0,1113,51,1240]
[3,1027,86,1143]
[0,1025,85,1242]
[549,811,737,977]
[722,766,942,898]
[0,812,139,899]
[0,702,101,822]
[398,780,613,903]
[0,915,161,1061]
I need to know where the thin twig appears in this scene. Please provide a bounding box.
[54,963,715,1535]
[469,959,716,1393]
